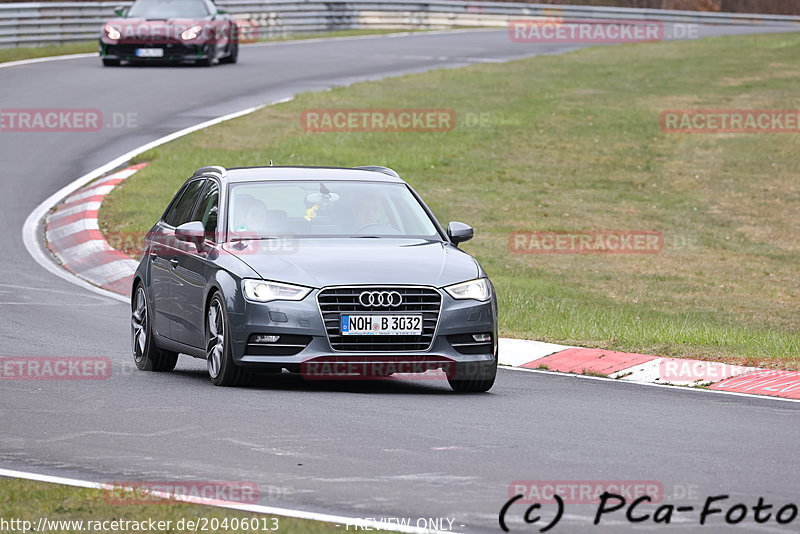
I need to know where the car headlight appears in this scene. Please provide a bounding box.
[104,24,121,40]
[444,278,491,301]
[181,25,202,40]
[242,279,311,303]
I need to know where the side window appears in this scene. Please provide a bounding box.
[194,181,219,240]
[163,179,205,227]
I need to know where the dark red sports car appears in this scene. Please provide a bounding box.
[99,0,238,66]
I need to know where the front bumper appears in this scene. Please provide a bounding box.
[227,287,498,380]
[99,41,212,62]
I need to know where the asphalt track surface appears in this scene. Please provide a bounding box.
[2,26,800,533]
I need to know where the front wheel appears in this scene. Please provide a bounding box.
[447,362,497,393]
[131,285,178,372]
[196,45,215,67]
[206,293,247,386]
[102,58,120,67]
[219,41,238,64]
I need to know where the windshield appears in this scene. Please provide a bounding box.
[126,0,209,19]
[227,181,441,240]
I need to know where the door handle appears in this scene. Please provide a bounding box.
[170,259,179,268]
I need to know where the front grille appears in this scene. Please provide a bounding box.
[317,286,441,352]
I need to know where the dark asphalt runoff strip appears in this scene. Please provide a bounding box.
[2,26,800,534]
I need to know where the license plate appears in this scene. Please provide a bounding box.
[340,315,422,336]
[136,48,164,57]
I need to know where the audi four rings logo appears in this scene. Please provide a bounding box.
[359,291,403,307]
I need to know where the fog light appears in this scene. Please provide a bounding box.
[472,333,491,343]
[253,335,280,343]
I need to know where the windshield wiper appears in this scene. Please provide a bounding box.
[229,236,280,242]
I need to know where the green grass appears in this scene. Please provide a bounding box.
[0,477,346,533]
[0,42,97,63]
[100,32,800,368]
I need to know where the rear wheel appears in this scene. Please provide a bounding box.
[447,362,497,393]
[206,293,247,386]
[131,285,179,372]
[102,58,120,67]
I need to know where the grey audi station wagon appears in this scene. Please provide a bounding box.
[131,165,498,392]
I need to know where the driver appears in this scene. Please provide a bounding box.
[352,196,384,229]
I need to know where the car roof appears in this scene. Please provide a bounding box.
[196,166,405,184]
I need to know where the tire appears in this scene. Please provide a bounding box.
[131,284,179,372]
[219,41,238,64]
[196,45,215,66]
[447,361,497,393]
[206,292,247,386]
[102,58,120,67]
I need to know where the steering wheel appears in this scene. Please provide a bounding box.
[353,222,390,234]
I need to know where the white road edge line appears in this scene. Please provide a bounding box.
[499,365,800,404]
[0,468,457,534]
[0,53,97,69]
[22,98,293,304]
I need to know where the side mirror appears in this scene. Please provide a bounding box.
[174,221,206,245]
[113,5,127,17]
[447,221,473,244]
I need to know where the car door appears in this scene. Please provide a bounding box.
[148,222,177,339]
[153,178,206,340]
[170,178,219,348]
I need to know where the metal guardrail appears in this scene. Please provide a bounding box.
[1,0,799,48]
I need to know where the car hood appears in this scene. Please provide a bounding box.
[223,238,481,288]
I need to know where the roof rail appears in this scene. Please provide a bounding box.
[353,166,399,178]
[193,165,227,178]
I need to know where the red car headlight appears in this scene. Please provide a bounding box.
[104,24,121,40]
[181,25,202,40]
